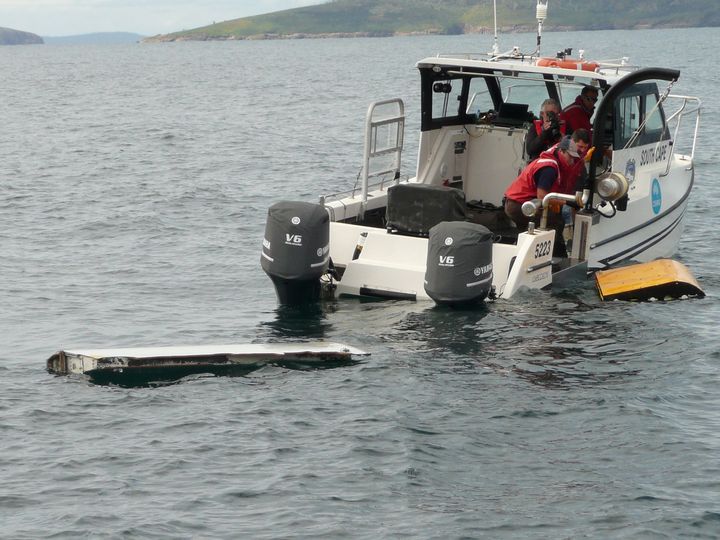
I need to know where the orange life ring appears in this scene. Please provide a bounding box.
[537,57,600,72]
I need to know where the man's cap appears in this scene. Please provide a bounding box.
[559,136,580,158]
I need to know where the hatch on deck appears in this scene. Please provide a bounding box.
[595,259,704,301]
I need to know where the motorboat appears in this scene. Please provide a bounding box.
[261,0,701,305]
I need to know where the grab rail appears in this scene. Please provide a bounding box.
[663,94,701,175]
[359,98,405,217]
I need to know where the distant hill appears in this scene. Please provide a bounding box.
[43,32,145,45]
[0,27,43,45]
[144,0,720,42]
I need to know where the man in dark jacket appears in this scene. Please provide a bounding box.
[526,98,565,160]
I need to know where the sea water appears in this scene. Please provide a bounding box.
[1,28,720,538]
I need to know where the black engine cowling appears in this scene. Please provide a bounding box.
[261,201,330,304]
[424,221,493,306]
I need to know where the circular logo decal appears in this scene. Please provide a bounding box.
[474,267,481,276]
[651,178,662,215]
[291,217,301,225]
[316,248,323,257]
[444,237,453,246]
[624,158,636,183]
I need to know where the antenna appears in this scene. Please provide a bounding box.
[491,0,500,56]
[536,0,548,56]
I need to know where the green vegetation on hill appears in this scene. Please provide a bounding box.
[145,0,720,42]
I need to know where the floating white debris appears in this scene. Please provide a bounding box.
[47,342,369,385]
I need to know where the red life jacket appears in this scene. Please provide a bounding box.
[547,142,585,194]
[505,148,561,203]
[561,96,593,134]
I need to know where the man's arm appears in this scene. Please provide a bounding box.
[526,126,551,158]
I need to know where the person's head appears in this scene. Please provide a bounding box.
[579,86,599,111]
[571,128,591,157]
[540,98,561,121]
[557,135,580,166]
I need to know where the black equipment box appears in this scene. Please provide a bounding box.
[386,183,466,236]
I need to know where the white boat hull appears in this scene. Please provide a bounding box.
[329,220,556,301]
[587,155,693,269]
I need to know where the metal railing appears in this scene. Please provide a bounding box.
[359,98,405,216]
[664,94,702,171]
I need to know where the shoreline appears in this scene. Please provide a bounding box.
[142,23,701,43]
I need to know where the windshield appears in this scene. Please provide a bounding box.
[420,66,606,131]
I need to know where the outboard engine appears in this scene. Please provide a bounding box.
[261,201,330,304]
[424,221,493,306]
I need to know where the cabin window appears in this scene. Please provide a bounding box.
[496,72,549,117]
[420,70,477,131]
[617,95,641,147]
[556,79,597,110]
[431,79,464,120]
[614,83,669,148]
[641,93,668,142]
[466,77,494,116]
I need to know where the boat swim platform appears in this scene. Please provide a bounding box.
[595,259,704,301]
[47,342,370,386]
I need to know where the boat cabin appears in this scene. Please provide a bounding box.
[413,54,672,216]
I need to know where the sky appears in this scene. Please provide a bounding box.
[0,0,323,37]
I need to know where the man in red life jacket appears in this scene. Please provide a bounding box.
[526,98,566,160]
[504,135,583,258]
[554,129,591,195]
[562,85,599,135]
[551,129,591,231]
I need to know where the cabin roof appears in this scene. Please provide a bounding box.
[416,54,637,85]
